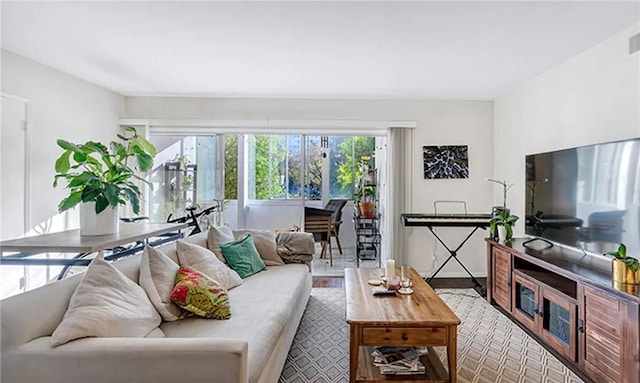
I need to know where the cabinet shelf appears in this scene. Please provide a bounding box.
[513,268,577,302]
[356,346,448,383]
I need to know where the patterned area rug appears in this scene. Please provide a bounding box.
[279,288,584,383]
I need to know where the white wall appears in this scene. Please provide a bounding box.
[1,49,125,234]
[125,97,494,277]
[494,23,640,234]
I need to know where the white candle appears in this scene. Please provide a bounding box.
[386,259,396,279]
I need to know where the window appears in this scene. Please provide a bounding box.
[305,136,322,201]
[329,136,376,199]
[245,134,376,201]
[224,135,238,200]
[248,135,303,200]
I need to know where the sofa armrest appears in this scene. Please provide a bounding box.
[2,337,248,383]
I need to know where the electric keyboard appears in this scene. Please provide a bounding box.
[401,213,492,227]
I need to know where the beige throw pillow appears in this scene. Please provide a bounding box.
[207,226,235,263]
[139,246,185,321]
[176,240,242,290]
[233,229,284,266]
[50,254,161,347]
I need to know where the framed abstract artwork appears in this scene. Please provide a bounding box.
[423,145,469,179]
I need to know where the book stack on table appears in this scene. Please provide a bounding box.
[371,346,427,375]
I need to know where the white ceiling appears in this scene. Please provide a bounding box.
[2,1,639,99]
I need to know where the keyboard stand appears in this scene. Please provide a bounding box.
[425,225,487,293]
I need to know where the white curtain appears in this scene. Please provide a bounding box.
[387,127,413,265]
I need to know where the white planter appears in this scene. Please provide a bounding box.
[80,202,119,236]
[497,226,507,242]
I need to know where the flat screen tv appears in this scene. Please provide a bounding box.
[525,137,640,257]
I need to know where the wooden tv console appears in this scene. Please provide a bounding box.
[486,238,639,383]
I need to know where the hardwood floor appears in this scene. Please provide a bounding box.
[312,276,344,288]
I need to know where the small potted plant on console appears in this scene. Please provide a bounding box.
[490,210,519,243]
[605,243,640,285]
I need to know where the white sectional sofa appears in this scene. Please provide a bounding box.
[1,231,313,383]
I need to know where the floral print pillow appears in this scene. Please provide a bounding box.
[170,266,231,319]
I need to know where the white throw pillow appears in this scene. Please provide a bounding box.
[139,246,185,321]
[176,240,242,290]
[207,226,235,263]
[50,254,161,347]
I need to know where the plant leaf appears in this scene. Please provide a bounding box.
[619,243,627,258]
[81,185,102,202]
[136,152,153,171]
[95,195,110,214]
[57,139,84,156]
[605,250,622,259]
[110,142,127,159]
[54,151,71,173]
[82,141,108,156]
[104,183,120,207]
[624,257,639,273]
[123,188,140,214]
[58,191,83,212]
[133,135,157,157]
[68,172,98,188]
[505,224,513,240]
[72,151,87,163]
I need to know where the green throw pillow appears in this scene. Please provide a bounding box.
[170,266,231,319]
[220,234,266,278]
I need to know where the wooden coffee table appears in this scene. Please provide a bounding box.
[345,268,461,383]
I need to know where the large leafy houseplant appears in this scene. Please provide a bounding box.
[489,210,519,241]
[53,127,156,215]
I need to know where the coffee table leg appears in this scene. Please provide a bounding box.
[349,324,360,383]
[447,326,457,383]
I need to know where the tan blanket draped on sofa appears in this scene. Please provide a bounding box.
[276,232,314,264]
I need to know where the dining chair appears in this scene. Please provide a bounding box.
[323,199,348,255]
[304,207,334,266]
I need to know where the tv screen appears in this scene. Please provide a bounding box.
[525,138,640,257]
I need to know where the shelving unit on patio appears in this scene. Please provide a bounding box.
[353,210,381,268]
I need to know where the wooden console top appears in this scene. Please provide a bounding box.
[487,238,640,302]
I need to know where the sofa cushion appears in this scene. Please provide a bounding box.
[176,240,242,290]
[220,234,266,278]
[171,266,231,320]
[234,229,284,266]
[160,264,310,383]
[139,246,185,322]
[207,226,235,263]
[50,254,161,347]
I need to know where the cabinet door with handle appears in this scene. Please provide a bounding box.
[492,247,512,312]
[512,272,539,333]
[580,286,623,383]
[540,288,577,362]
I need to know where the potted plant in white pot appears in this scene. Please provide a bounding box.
[490,210,519,243]
[53,127,156,236]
